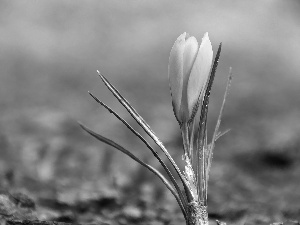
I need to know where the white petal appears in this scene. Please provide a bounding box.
[187,32,213,119]
[168,32,186,123]
[180,36,199,122]
[183,36,199,84]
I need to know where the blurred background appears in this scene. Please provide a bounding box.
[0,0,300,224]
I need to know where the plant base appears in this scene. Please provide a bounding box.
[187,201,208,225]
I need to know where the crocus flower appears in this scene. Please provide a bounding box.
[82,30,229,225]
[168,32,213,125]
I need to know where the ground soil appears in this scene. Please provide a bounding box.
[0,107,300,225]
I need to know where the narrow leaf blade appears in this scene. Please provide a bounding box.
[88,92,187,211]
[79,122,188,219]
[96,71,193,201]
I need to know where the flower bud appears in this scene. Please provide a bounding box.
[168,32,213,125]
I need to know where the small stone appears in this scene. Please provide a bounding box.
[123,205,142,220]
[0,194,16,216]
[11,192,35,209]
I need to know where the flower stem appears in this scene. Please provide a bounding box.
[187,201,208,225]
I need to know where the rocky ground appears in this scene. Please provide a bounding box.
[0,106,299,225]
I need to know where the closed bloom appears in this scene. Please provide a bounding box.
[168,32,213,125]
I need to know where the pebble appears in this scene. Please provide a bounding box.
[122,205,142,220]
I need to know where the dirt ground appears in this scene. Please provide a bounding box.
[0,93,300,225]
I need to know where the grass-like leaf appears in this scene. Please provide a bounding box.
[207,68,232,179]
[88,91,187,212]
[215,129,231,142]
[199,43,222,128]
[79,122,187,220]
[97,70,193,202]
[196,43,222,204]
